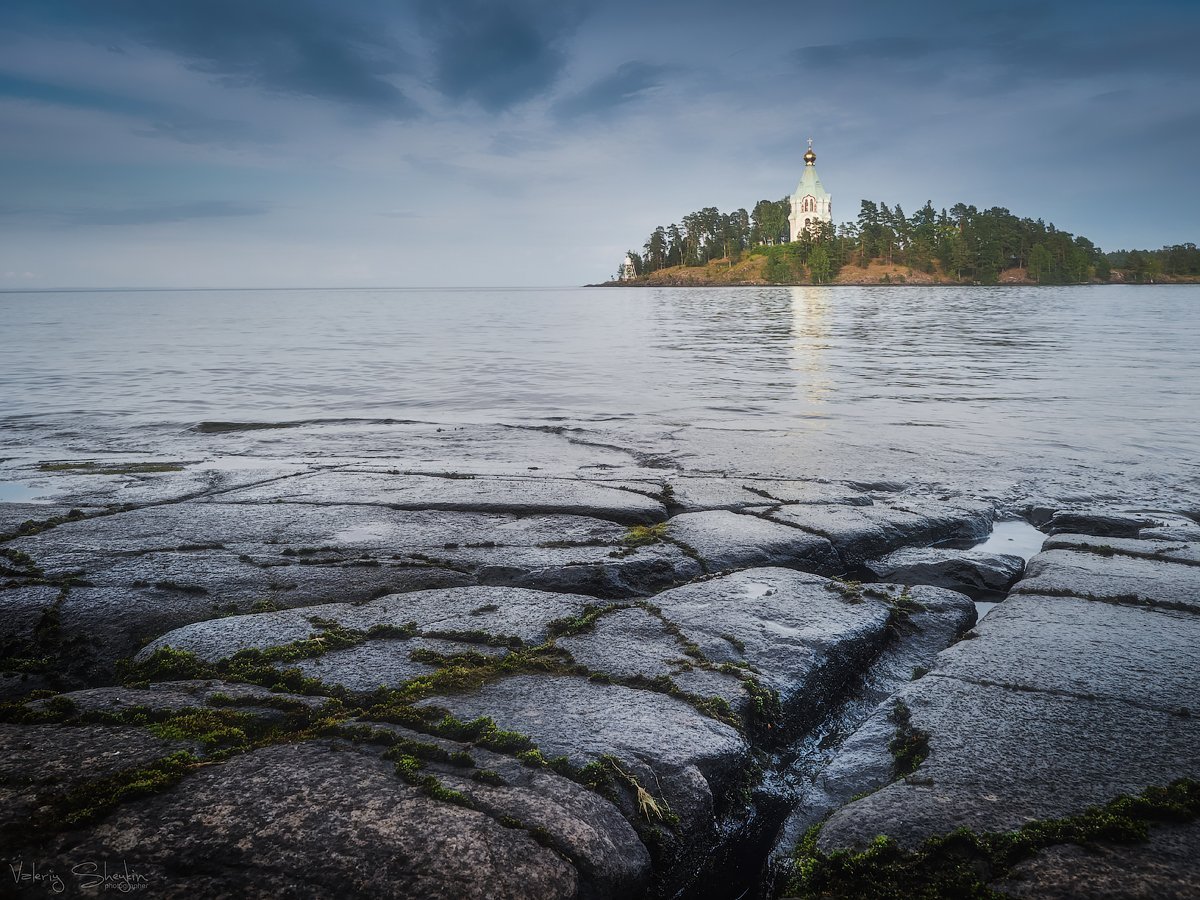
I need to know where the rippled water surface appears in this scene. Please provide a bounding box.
[2,285,1198,505]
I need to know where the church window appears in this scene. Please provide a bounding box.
[801,195,817,213]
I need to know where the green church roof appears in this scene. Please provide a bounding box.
[793,165,829,199]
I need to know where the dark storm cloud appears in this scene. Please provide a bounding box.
[791,16,1200,95]
[552,61,670,120]
[64,201,267,226]
[0,0,418,118]
[420,0,586,112]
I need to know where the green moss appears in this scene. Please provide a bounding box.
[825,579,865,604]
[5,508,87,539]
[744,680,783,738]
[787,779,1200,899]
[41,751,200,830]
[38,461,185,475]
[546,603,625,638]
[623,523,669,547]
[887,699,930,778]
[886,588,927,636]
[0,547,44,578]
[422,628,523,649]
[472,768,507,786]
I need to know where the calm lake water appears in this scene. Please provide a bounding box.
[2,285,1198,509]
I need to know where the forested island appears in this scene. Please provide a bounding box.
[608,198,1200,286]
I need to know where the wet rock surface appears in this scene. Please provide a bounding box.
[4,451,1198,899]
[757,496,993,566]
[864,545,1025,594]
[777,518,1200,898]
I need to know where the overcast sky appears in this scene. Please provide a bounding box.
[2,0,1197,288]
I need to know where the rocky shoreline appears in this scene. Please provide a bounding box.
[2,443,1198,898]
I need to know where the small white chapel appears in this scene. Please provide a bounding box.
[788,140,832,242]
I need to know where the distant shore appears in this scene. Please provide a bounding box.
[588,256,1199,287]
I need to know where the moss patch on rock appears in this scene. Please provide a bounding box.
[787,779,1200,899]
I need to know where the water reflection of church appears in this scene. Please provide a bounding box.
[788,140,832,242]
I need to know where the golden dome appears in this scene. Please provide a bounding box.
[804,145,817,166]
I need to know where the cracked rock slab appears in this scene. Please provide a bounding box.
[1014,548,1200,612]
[11,503,697,602]
[556,607,747,709]
[25,680,329,717]
[816,677,1200,852]
[650,568,970,731]
[758,497,993,565]
[1042,533,1200,567]
[419,674,748,839]
[664,478,870,513]
[30,740,590,900]
[0,724,193,841]
[665,510,841,575]
[933,593,1200,713]
[137,586,596,662]
[996,822,1200,899]
[355,721,650,900]
[1044,510,1167,537]
[287,637,509,693]
[207,471,668,524]
[864,546,1025,594]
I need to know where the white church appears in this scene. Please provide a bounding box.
[617,140,833,279]
[788,139,832,242]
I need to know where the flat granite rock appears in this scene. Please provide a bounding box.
[419,674,748,840]
[23,680,329,719]
[816,677,1200,852]
[996,822,1200,899]
[793,531,1200,895]
[356,721,651,900]
[1141,524,1200,542]
[758,497,993,566]
[1042,533,1200,566]
[664,510,840,575]
[4,461,313,510]
[556,607,748,709]
[288,637,509,693]
[932,593,1200,713]
[0,723,193,841]
[138,586,597,662]
[206,471,668,524]
[9,503,698,602]
[0,503,101,539]
[864,546,1025,594]
[1014,548,1200,612]
[32,740,605,900]
[1043,510,1166,537]
[647,568,972,733]
[665,478,870,513]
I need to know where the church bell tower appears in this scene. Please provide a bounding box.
[789,139,832,242]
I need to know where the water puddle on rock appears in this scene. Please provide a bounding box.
[0,480,48,503]
[970,518,1047,621]
[971,518,1047,560]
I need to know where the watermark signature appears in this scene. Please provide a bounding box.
[10,859,152,893]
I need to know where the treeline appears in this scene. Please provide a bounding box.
[1105,244,1200,282]
[626,199,792,275]
[627,199,1116,284]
